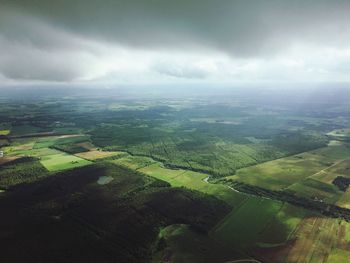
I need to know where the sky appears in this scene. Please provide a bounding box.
[1,0,350,86]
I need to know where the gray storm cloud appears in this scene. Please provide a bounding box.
[0,0,350,83]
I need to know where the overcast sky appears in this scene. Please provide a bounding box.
[1,0,350,86]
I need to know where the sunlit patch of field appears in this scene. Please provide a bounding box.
[127,157,246,206]
[328,140,343,146]
[327,248,350,263]
[40,151,91,171]
[75,150,126,160]
[0,130,10,135]
[327,128,350,139]
[2,138,37,154]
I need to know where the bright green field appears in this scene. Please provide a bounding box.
[138,161,246,206]
[109,154,247,206]
[40,152,91,171]
[3,139,92,172]
[0,129,10,135]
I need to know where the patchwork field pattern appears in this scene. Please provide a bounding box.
[2,94,350,263]
[229,143,350,203]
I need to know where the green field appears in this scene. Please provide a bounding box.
[40,152,91,171]
[154,224,244,263]
[137,161,246,206]
[2,136,92,172]
[0,129,10,135]
[228,143,350,202]
[211,197,283,248]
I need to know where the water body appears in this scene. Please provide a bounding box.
[97,176,114,185]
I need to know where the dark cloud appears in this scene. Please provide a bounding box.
[1,0,350,83]
[2,0,350,56]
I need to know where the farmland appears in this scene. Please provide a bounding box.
[228,142,350,203]
[1,88,350,262]
[39,151,91,171]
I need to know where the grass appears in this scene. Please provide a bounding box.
[336,190,350,209]
[256,203,308,245]
[153,224,243,263]
[210,197,283,249]
[108,153,313,252]
[312,159,350,184]
[229,144,350,197]
[2,138,37,154]
[0,129,10,135]
[1,135,93,172]
[40,152,91,171]
[328,249,350,263]
[288,178,341,203]
[4,146,59,157]
[137,161,246,206]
